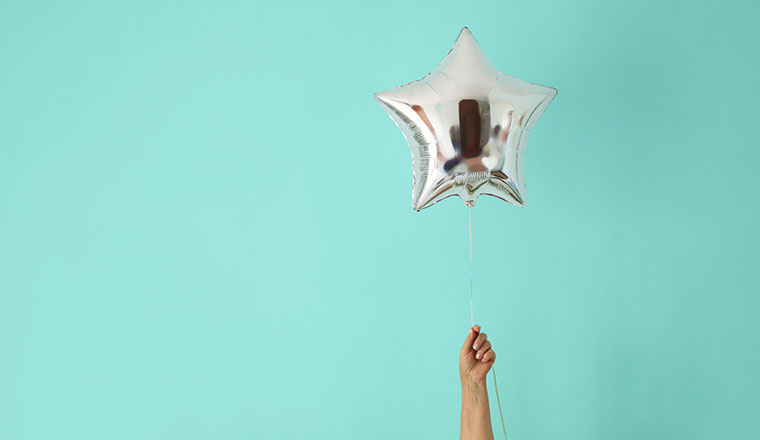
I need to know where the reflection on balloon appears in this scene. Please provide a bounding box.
[375,27,557,211]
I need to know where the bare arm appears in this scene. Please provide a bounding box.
[459,325,496,440]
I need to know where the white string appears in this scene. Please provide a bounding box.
[468,206,473,327]
[468,205,508,440]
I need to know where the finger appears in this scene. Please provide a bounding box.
[461,325,481,354]
[472,332,487,351]
[475,340,491,360]
[482,349,496,363]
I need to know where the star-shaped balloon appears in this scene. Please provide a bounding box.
[375,28,557,211]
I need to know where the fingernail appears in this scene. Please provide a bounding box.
[476,352,482,359]
[473,344,478,350]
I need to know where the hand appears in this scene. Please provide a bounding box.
[459,325,495,385]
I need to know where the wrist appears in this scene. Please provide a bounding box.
[460,375,488,390]
[461,376,489,408]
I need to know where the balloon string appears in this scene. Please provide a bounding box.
[468,206,473,327]
[493,366,508,440]
[468,205,508,440]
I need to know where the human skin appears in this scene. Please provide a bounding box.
[459,325,496,440]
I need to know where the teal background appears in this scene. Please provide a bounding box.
[1,1,759,439]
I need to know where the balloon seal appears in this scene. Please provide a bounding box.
[464,200,475,208]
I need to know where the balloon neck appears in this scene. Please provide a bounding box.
[464,200,475,208]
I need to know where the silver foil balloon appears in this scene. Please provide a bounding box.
[375,28,557,211]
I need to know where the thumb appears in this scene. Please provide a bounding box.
[461,325,480,354]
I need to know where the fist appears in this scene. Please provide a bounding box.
[459,325,495,383]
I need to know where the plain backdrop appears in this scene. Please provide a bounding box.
[1,1,759,439]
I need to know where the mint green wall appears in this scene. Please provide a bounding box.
[1,1,758,439]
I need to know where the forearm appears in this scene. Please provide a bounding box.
[460,379,494,440]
